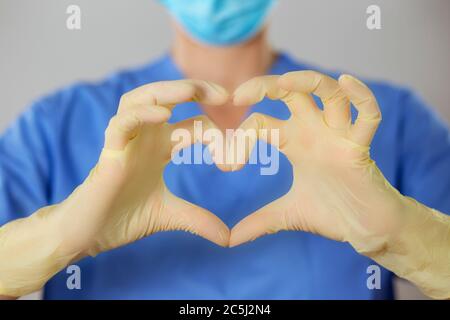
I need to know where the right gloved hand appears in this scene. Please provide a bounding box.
[0,80,230,297]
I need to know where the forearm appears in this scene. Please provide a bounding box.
[0,205,82,298]
[362,197,450,299]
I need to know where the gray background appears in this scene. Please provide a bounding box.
[1,0,449,300]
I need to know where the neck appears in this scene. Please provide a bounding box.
[172,24,275,92]
[171,24,276,129]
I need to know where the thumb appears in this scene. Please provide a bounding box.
[229,201,290,247]
[104,105,171,151]
[163,192,230,247]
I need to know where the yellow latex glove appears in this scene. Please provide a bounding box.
[0,80,230,298]
[230,71,450,299]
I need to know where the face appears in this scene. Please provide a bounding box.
[159,0,277,46]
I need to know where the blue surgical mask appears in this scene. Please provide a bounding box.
[159,0,277,46]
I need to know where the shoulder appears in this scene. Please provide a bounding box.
[277,52,442,126]
[0,55,175,155]
[27,54,174,124]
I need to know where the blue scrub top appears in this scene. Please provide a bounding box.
[1,53,449,299]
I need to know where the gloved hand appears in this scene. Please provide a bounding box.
[230,71,450,299]
[0,80,230,297]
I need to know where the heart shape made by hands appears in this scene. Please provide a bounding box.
[93,71,385,253]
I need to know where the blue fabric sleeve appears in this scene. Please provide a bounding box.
[0,102,52,225]
[399,90,450,215]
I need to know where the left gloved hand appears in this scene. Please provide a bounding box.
[229,71,450,299]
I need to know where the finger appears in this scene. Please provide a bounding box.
[338,74,382,146]
[118,79,229,113]
[168,113,252,172]
[230,201,289,247]
[167,115,220,159]
[164,193,230,247]
[233,75,320,119]
[279,71,351,129]
[104,105,171,150]
[168,112,286,172]
[223,112,286,172]
[241,112,286,145]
